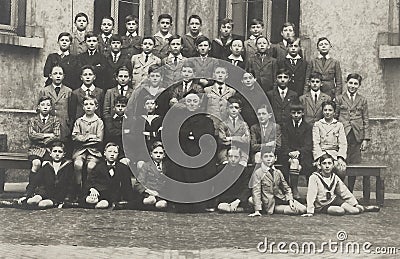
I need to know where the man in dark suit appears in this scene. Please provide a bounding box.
[281,101,313,198]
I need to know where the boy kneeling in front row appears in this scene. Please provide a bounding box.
[248,146,306,216]
[85,142,138,209]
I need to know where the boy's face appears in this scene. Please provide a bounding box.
[220,23,233,38]
[38,100,52,116]
[126,20,138,33]
[241,73,256,88]
[317,39,331,55]
[50,146,65,162]
[320,158,334,174]
[80,68,96,86]
[151,146,165,163]
[83,99,98,115]
[75,17,88,31]
[287,39,301,57]
[347,78,360,94]
[196,41,211,56]
[290,110,303,122]
[101,18,114,34]
[110,40,122,53]
[188,18,201,34]
[104,146,119,162]
[261,152,276,167]
[276,73,290,89]
[86,36,98,51]
[144,99,157,113]
[116,70,130,86]
[213,67,228,83]
[228,103,241,118]
[49,67,65,86]
[256,37,269,53]
[149,72,162,86]
[181,67,194,80]
[228,149,241,165]
[58,36,71,51]
[322,104,335,121]
[281,25,295,40]
[114,102,127,116]
[158,18,172,34]
[250,24,263,37]
[142,39,155,53]
[310,77,322,91]
[230,40,243,56]
[169,38,182,55]
[185,94,200,112]
[257,108,272,124]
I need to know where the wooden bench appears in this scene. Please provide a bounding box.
[0,152,30,193]
[346,164,386,206]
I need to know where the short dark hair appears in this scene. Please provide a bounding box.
[276,68,291,77]
[37,96,53,106]
[74,12,88,23]
[255,36,270,45]
[82,94,98,105]
[219,18,234,29]
[84,31,97,40]
[256,104,272,114]
[195,35,211,46]
[346,73,362,84]
[260,146,276,156]
[115,95,128,106]
[322,100,336,112]
[318,153,334,165]
[142,36,156,44]
[287,37,300,46]
[115,65,131,78]
[80,65,96,75]
[125,14,139,24]
[309,72,323,80]
[249,18,264,27]
[101,16,115,25]
[317,37,331,47]
[281,22,295,32]
[150,141,164,152]
[104,142,120,152]
[50,141,65,151]
[110,34,122,43]
[289,100,304,112]
[227,96,242,107]
[188,14,202,25]
[158,13,173,23]
[167,34,182,44]
[148,64,162,75]
[58,32,72,42]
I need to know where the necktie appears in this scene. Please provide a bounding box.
[232,59,238,66]
[280,91,285,101]
[322,56,327,66]
[113,54,117,63]
[219,86,223,95]
[232,118,236,128]
[86,89,91,96]
[350,93,355,103]
[55,87,61,96]
[60,53,65,59]
[156,162,162,171]
[120,87,124,96]
[42,118,46,124]
[183,82,187,93]
[108,164,115,176]
[89,50,94,56]
[268,168,274,179]
[145,54,149,63]
[314,93,318,104]
[295,121,299,128]
[173,56,178,66]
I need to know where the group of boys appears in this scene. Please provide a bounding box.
[16,11,375,216]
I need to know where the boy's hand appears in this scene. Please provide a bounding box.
[360,140,368,151]
[248,211,262,217]
[169,98,178,106]
[89,188,100,197]
[301,213,313,217]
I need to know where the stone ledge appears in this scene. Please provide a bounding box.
[379,45,400,59]
[0,109,36,114]
[0,33,44,48]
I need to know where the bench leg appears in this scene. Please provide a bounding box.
[362,176,371,204]
[376,177,384,207]
[0,169,5,193]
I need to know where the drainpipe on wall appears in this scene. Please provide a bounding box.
[176,0,186,35]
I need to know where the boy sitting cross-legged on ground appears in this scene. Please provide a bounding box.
[85,142,137,209]
[71,95,104,201]
[136,141,168,210]
[26,141,75,209]
[216,148,251,213]
[248,146,306,216]
[302,153,379,217]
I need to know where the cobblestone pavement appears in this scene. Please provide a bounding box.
[0,200,399,258]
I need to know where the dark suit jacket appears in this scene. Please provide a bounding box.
[181,34,199,58]
[121,34,142,56]
[281,119,313,171]
[86,160,135,202]
[299,91,331,125]
[250,122,282,156]
[246,54,277,93]
[211,37,233,60]
[215,164,251,203]
[277,57,311,96]
[103,86,134,119]
[77,51,109,90]
[104,52,133,89]
[271,42,288,61]
[266,88,298,125]
[308,57,343,98]
[69,87,104,121]
[43,53,79,89]
[36,160,75,202]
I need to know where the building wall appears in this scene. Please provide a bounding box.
[301,0,400,193]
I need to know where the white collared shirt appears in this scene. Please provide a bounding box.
[278,87,288,98]
[183,80,192,92]
[40,114,50,124]
[229,116,237,126]
[142,52,153,62]
[111,52,121,62]
[102,33,111,43]
[261,121,270,135]
[168,53,184,63]
[113,113,128,119]
[57,50,70,57]
[318,54,331,59]
[107,162,116,176]
[311,89,320,102]
[215,83,227,94]
[81,84,95,94]
[286,54,302,60]
[347,91,356,101]
[282,39,288,47]
[227,54,244,62]
[53,161,61,175]
[126,31,138,37]
[154,31,172,42]
[293,118,302,128]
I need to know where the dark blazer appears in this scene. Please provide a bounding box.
[104,52,133,89]
[246,54,277,94]
[69,87,104,121]
[308,57,343,98]
[103,86,134,120]
[36,160,75,202]
[181,34,199,58]
[215,164,251,203]
[121,34,142,56]
[43,53,79,89]
[104,115,124,155]
[271,42,288,61]
[281,119,313,172]
[266,88,298,125]
[170,80,204,102]
[299,91,332,125]
[277,57,311,97]
[86,160,135,202]
[250,122,282,156]
[97,34,112,56]
[77,51,109,90]
[211,37,233,60]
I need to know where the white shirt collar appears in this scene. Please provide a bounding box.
[113,113,127,119]
[82,113,100,122]
[282,39,288,47]
[126,31,138,37]
[318,54,331,59]
[321,118,337,124]
[347,91,356,99]
[57,50,70,56]
[168,53,183,60]
[142,52,153,59]
[214,83,227,92]
[249,35,257,41]
[227,54,243,61]
[117,84,128,90]
[185,32,202,38]
[81,84,95,92]
[102,33,111,41]
[40,114,49,121]
[286,54,302,60]
[154,31,172,41]
[112,52,121,58]
[293,118,302,127]
[278,87,288,95]
[52,83,61,89]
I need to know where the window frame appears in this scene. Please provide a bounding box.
[0,0,19,34]
[110,0,147,36]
